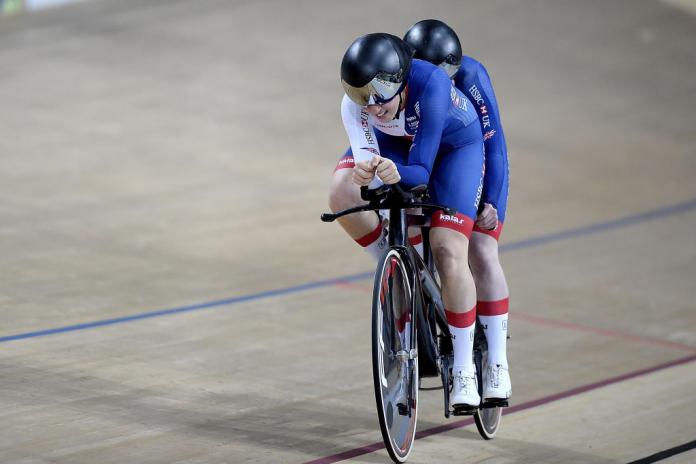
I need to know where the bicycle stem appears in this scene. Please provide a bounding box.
[388,206,408,248]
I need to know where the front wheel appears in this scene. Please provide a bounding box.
[372,248,418,463]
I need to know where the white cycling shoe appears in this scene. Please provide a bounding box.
[483,363,512,402]
[450,366,480,408]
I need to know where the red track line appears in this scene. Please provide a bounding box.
[303,354,696,464]
[334,282,696,353]
[510,312,696,353]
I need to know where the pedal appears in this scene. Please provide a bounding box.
[451,404,477,416]
[482,399,509,408]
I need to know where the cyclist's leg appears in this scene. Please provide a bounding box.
[470,161,509,298]
[328,136,410,260]
[469,171,511,400]
[408,227,424,257]
[329,150,384,259]
[470,232,509,366]
[430,227,476,366]
[428,142,485,407]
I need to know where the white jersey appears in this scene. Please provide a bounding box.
[340,95,409,188]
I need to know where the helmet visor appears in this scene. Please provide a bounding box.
[439,62,460,79]
[342,72,405,106]
[439,54,462,79]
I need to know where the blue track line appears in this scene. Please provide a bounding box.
[500,198,696,252]
[2,198,695,344]
[0,272,371,344]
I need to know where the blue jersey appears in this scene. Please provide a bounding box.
[391,59,481,187]
[341,59,482,188]
[453,56,509,211]
[341,59,485,222]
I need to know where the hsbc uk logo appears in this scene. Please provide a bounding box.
[468,84,491,129]
[360,110,376,144]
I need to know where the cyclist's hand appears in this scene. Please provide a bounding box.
[353,160,376,186]
[374,156,401,185]
[476,203,498,230]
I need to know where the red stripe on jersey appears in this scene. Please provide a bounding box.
[431,211,474,239]
[334,155,355,172]
[478,298,509,316]
[445,306,476,328]
[355,222,383,247]
[473,221,504,241]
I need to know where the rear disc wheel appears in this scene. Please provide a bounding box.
[473,322,503,439]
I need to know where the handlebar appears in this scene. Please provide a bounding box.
[320,185,457,223]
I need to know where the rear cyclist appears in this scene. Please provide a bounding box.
[404,19,512,402]
[330,33,485,408]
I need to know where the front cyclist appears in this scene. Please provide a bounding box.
[330,33,485,408]
[404,19,512,403]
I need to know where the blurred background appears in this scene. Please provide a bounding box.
[1,1,695,463]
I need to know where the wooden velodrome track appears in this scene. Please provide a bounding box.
[1,0,695,462]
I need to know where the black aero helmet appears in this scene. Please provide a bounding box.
[341,33,413,106]
[404,19,462,78]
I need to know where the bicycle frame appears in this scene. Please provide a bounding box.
[321,185,454,381]
[383,200,452,381]
[321,184,506,457]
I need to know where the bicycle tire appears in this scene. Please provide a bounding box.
[372,248,419,463]
[473,322,503,439]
